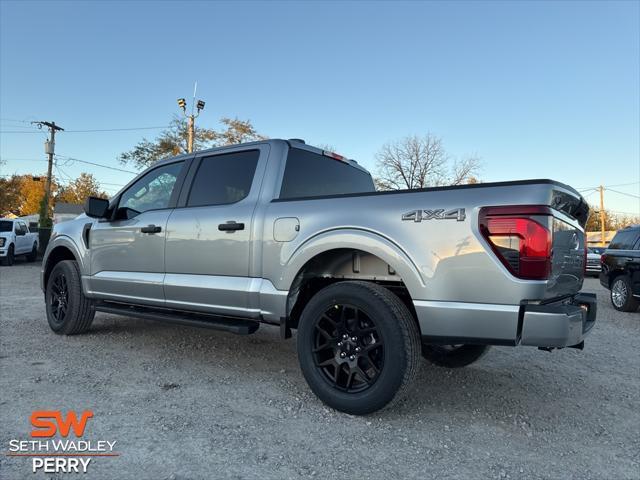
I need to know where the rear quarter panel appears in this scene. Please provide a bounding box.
[261,182,584,305]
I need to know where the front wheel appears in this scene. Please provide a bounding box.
[611,276,639,312]
[1,244,15,266]
[297,281,421,415]
[45,260,95,334]
[421,344,490,368]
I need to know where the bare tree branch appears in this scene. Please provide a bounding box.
[374,134,480,190]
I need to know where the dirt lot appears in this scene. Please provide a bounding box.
[1,260,638,479]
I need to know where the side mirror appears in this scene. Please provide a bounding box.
[84,196,109,218]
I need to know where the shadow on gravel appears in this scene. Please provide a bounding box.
[81,313,592,421]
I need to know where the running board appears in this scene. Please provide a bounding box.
[95,302,260,335]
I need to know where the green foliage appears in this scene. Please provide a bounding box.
[119,116,266,170]
[38,196,52,228]
[57,173,108,204]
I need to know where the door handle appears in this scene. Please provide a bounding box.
[140,224,162,234]
[218,221,245,232]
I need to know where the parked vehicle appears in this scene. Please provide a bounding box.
[586,248,603,276]
[0,218,39,266]
[40,139,596,414]
[600,225,640,312]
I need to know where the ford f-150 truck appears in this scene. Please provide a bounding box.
[40,139,597,414]
[1,218,39,265]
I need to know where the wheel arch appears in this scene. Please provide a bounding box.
[43,242,80,290]
[282,230,424,330]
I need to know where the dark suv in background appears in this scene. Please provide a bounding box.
[600,225,640,312]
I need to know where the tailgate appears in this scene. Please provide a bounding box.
[547,215,586,298]
[548,185,589,298]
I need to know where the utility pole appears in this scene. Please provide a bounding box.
[177,82,205,153]
[599,185,606,247]
[32,121,64,225]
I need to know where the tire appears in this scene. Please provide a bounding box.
[610,276,639,312]
[27,244,38,262]
[421,344,490,368]
[1,244,15,266]
[45,260,95,334]
[296,281,421,415]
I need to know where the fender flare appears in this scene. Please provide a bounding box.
[41,235,85,290]
[281,228,426,299]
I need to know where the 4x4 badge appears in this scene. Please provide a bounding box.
[402,208,466,222]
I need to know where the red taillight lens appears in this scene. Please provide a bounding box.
[479,206,552,280]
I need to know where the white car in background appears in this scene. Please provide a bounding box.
[586,246,606,276]
[0,218,39,266]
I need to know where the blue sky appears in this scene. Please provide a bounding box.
[1,0,638,215]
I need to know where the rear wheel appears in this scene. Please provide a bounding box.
[297,281,421,415]
[611,276,639,312]
[421,344,490,368]
[27,244,38,262]
[45,260,95,334]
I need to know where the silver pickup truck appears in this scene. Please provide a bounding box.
[41,139,597,414]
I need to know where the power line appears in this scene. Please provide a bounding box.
[0,125,169,134]
[64,126,169,133]
[606,188,640,199]
[578,181,640,190]
[55,155,137,174]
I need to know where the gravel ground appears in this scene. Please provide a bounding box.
[1,260,639,480]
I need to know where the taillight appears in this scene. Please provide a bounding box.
[322,150,348,162]
[479,206,552,280]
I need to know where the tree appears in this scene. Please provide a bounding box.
[57,173,108,204]
[374,134,481,190]
[119,116,266,170]
[585,206,639,232]
[0,175,23,216]
[18,175,57,216]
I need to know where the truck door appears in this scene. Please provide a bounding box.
[15,221,28,253]
[164,145,269,317]
[88,160,187,306]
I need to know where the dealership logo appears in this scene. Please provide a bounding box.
[6,410,118,474]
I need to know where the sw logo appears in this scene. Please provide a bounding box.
[402,208,466,222]
[31,410,94,438]
[5,410,117,474]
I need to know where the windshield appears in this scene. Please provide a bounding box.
[0,221,13,232]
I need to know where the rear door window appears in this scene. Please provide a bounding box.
[279,148,374,199]
[187,150,259,207]
[608,230,640,250]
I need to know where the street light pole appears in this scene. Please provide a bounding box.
[177,85,205,154]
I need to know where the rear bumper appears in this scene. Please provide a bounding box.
[415,292,597,349]
[520,293,597,348]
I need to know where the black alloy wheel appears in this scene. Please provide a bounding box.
[312,303,384,393]
[48,270,69,327]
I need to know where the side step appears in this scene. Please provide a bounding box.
[95,302,260,335]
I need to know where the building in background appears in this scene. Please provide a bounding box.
[586,231,617,247]
[53,203,83,224]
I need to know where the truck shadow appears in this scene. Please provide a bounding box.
[87,313,591,422]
